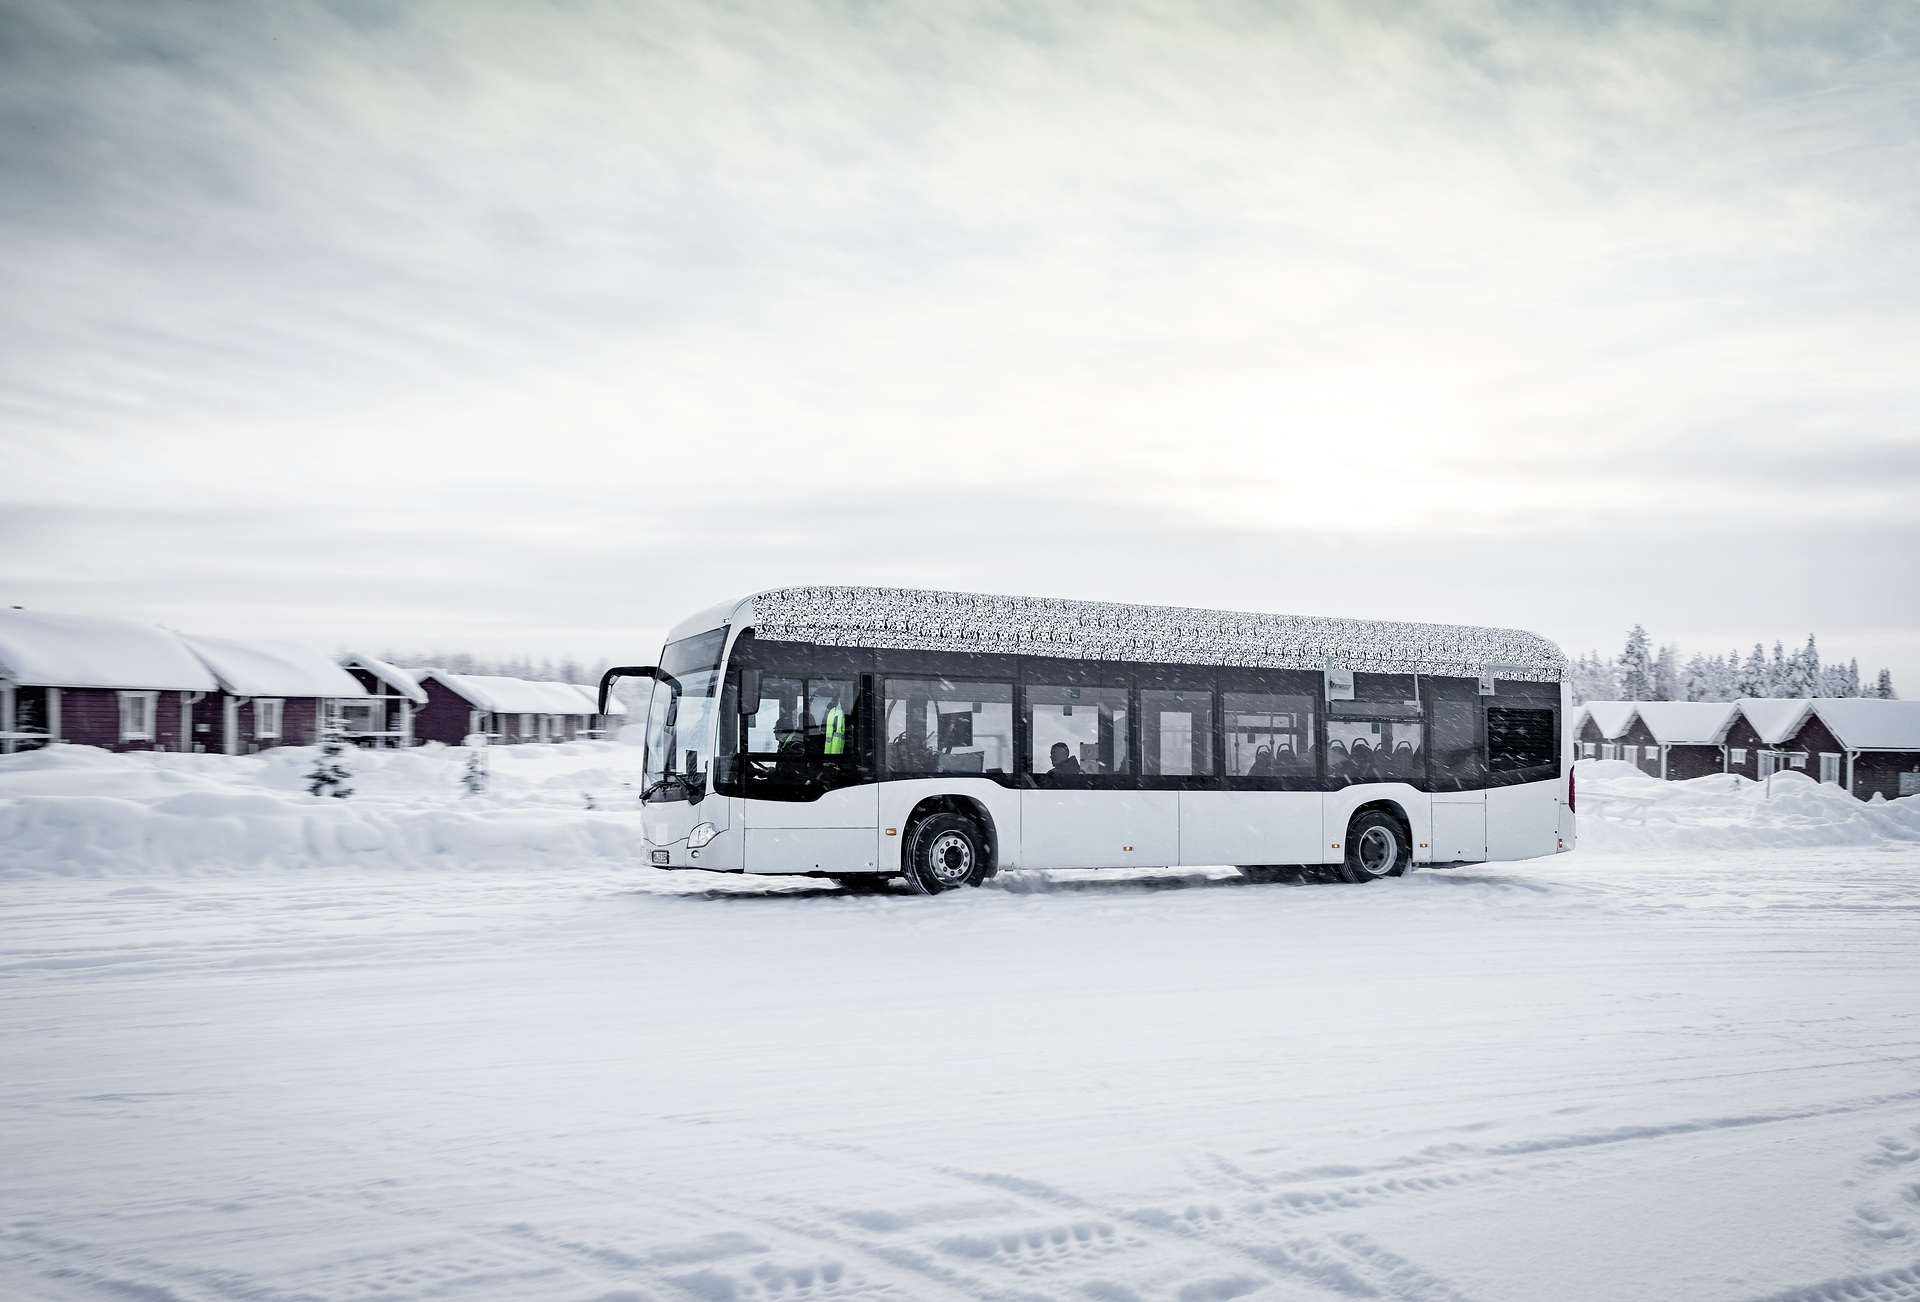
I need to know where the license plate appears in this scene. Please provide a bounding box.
[650,850,670,865]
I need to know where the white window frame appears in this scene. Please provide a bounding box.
[254,698,284,739]
[1582,742,1597,759]
[1819,753,1840,784]
[1600,744,1617,761]
[1729,748,1747,764]
[1620,745,1637,762]
[117,691,159,741]
[1789,752,1807,770]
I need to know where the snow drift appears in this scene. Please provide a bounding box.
[3,745,1916,879]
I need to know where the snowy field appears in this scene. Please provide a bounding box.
[4,748,1920,1302]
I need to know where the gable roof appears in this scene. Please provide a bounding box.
[423,673,608,716]
[1809,699,1920,750]
[340,654,428,704]
[1632,701,1739,746]
[739,586,1566,680]
[182,635,368,698]
[1577,701,1640,740]
[1737,698,1817,746]
[0,609,217,691]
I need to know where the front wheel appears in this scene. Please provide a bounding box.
[1338,811,1410,883]
[904,813,990,894]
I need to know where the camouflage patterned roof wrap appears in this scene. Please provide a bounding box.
[746,587,1566,681]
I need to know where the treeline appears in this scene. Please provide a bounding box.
[378,651,611,686]
[1571,627,1899,705]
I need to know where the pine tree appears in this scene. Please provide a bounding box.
[1768,641,1789,696]
[307,739,354,799]
[1620,626,1654,700]
[1653,642,1682,701]
[1875,668,1898,699]
[1738,644,1767,698]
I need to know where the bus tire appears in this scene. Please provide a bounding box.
[1339,811,1409,883]
[903,813,989,894]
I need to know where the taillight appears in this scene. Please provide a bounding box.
[1569,768,1576,813]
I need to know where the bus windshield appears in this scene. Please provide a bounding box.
[644,628,727,798]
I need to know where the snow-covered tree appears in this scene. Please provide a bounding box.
[1652,642,1682,701]
[1872,668,1898,699]
[1737,644,1767,698]
[1570,651,1617,705]
[1619,626,1655,700]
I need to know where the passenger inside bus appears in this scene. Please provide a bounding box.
[1049,741,1082,775]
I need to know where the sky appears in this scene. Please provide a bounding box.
[3,0,1917,685]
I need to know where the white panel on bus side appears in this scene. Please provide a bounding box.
[740,784,878,874]
[1177,791,1322,867]
[1486,781,1561,863]
[1430,794,1487,863]
[1020,790,1177,869]
[744,828,877,874]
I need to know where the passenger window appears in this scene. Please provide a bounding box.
[1488,706,1555,773]
[1027,684,1130,776]
[885,679,1014,776]
[1325,715,1424,786]
[1223,693,1314,778]
[1141,689,1213,776]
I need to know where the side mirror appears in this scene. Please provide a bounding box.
[598,665,656,716]
[738,668,761,715]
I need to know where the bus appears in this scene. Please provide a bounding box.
[600,586,1575,893]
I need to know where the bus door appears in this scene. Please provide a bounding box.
[1021,679,1175,869]
[1428,699,1486,862]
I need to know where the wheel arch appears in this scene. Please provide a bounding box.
[903,794,998,874]
[1346,798,1412,846]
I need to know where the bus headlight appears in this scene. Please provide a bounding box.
[687,822,718,849]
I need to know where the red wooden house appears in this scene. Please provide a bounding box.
[414,672,625,745]
[1735,698,1920,799]
[0,609,218,753]
[180,634,368,754]
[336,654,429,747]
[1631,702,1740,781]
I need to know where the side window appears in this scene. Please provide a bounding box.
[1488,707,1556,773]
[1027,684,1129,776]
[1223,693,1314,778]
[1141,689,1213,777]
[1430,700,1485,790]
[746,677,857,758]
[885,679,1014,776]
[1326,713,1424,786]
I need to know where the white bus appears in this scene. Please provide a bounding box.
[601,587,1575,893]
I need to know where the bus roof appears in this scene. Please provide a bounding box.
[737,586,1565,681]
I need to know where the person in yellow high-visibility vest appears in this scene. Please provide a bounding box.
[822,694,847,755]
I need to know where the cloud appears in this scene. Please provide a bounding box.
[1,0,1916,675]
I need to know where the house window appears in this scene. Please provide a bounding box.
[1819,753,1840,784]
[1582,742,1597,759]
[520,713,534,739]
[254,699,284,739]
[1789,752,1806,770]
[1620,746,1637,762]
[1600,744,1617,761]
[117,691,158,741]
[1729,748,1746,764]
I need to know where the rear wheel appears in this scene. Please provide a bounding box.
[1339,811,1409,883]
[904,813,989,894]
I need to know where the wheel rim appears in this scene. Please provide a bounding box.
[1356,826,1397,876]
[925,831,974,885]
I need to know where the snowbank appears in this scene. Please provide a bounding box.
[5,746,1915,879]
[1575,759,1920,852]
[0,742,649,877]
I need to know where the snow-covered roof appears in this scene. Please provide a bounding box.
[1810,699,1920,751]
[1633,701,1739,746]
[340,654,428,704]
[1736,698,1816,746]
[575,684,629,715]
[0,609,217,691]
[424,673,611,716]
[182,635,368,699]
[741,587,1566,680]
[1577,702,1641,740]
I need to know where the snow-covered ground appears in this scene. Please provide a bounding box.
[3,748,1920,1302]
